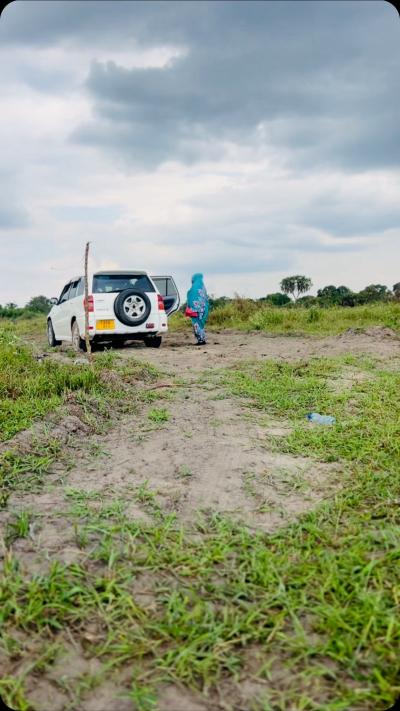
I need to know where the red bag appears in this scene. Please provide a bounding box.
[185,306,198,318]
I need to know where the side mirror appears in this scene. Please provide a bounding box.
[50,297,58,305]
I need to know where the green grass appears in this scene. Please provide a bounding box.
[0,447,59,509]
[0,319,161,442]
[0,326,98,441]
[1,494,399,709]
[170,301,400,336]
[1,356,400,709]
[225,355,400,469]
[0,319,160,507]
[148,407,170,423]
[5,510,32,546]
[2,319,400,710]
[178,464,192,479]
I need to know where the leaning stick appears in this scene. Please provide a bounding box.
[84,241,93,364]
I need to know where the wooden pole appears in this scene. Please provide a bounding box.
[84,241,93,364]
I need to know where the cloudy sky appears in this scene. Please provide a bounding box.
[0,0,399,305]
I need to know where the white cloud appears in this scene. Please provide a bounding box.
[0,0,399,307]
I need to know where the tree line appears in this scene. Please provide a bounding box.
[207,277,400,310]
[0,295,52,319]
[279,276,400,307]
[1,280,400,321]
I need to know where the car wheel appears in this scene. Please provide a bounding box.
[71,321,87,352]
[144,336,162,348]
[114,289,151,327]
[47,319,61,347]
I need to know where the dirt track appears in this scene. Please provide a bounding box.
[9,326,400,541]
[4,326,400,551]
[2,327,400,711]
[120,325,400,370]
[78,326,397,530]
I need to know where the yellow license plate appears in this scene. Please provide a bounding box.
[96,319,115,330]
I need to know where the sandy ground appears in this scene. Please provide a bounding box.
[2,327,400,711]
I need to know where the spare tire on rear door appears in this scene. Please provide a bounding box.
[114,289,151,327]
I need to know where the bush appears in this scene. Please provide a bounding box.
[0,295,52,320]
[208,303,237,327]
[209,296,231,311]
[0,306,38,320]
[231,295,258,318]
[250,311,283,330]
[296,295,319,308]
[261,292,291,307]
[25,296,52,313]
[307,307,321,323]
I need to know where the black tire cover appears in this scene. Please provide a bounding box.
[114,289,151,327]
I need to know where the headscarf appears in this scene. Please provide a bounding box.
[187,273,209,321]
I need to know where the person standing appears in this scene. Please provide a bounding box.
[186,273,209,345]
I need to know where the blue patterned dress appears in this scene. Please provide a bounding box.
[187,273,209,344]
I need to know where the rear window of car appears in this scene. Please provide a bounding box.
[92,274,155,293]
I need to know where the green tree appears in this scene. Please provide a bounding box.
[355,284,390,305]
[317,285,355,307]
[280,275,312,302]
[336,286,355,306]
[317,285,338,305]
[393,282,400,300]
[25,295,52,313]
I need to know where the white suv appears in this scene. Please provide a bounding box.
[47,271,180,350]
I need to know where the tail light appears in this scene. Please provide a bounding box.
[158,294,165,311]
[83,295,94,312]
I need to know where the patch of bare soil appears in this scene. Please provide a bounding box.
[116,327,400,371]
[154,686,210,711]
[24,681,69,711]
[59,384,340,532]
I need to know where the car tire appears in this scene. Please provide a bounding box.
[47,319,61,347]
[144,336,162,348]
[71,321,87,352]
[114,289,151,327]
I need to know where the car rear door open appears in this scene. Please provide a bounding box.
[151,276,180,316]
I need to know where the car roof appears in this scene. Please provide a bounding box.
[62,276,82,284]
[93,271,149,276]
[63,271,150,285]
